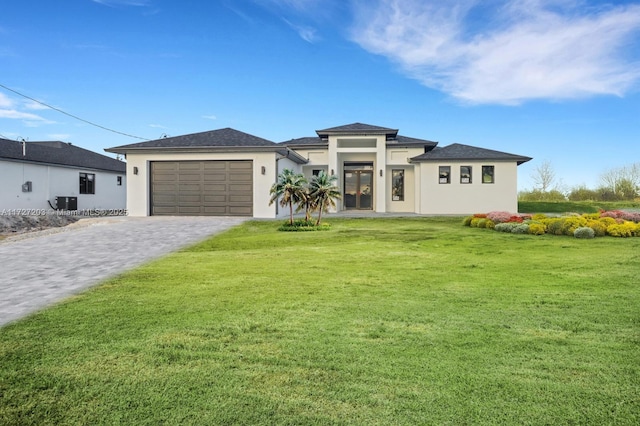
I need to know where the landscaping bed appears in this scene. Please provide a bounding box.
[465,210,640,238]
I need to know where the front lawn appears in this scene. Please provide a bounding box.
[1,217,638,425]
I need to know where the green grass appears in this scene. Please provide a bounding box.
[519,200,640,213]
[1,217,639,425]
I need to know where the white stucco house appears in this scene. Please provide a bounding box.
[106,123,531,218]
[1,138,126,211]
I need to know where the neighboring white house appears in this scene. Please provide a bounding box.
[106,123,531,218]
[1,138,126,211]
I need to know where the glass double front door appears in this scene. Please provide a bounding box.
[344,170,373,210]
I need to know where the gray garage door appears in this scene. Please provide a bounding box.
[150,161,253,216]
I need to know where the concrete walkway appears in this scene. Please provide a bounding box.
[0,216,247,327]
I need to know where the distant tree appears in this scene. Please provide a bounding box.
[600,163,639,200]
[269,169,307,225]
[308,170,341,225]
[531,160,557,193]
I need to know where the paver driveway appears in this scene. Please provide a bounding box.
[0,216,247,326]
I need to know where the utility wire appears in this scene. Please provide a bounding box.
[0,83,149,141]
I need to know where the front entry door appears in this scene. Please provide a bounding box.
[344,170,373,209]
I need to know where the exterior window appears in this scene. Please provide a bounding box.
[312,169,324,176]
[439,166,451,184]
[117,176,123,186]
[482,166,495,184]
[392,169,404,201]
[80,173,95,194]
[460,166,472,184]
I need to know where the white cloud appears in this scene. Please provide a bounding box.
[0,93,13,109]
[351,0,640,104]
[283,19,320,43]
[149,123,168,129]
[202,115,217,120]
[0,94,55,126]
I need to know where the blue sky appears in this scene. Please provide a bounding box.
[1,0,639,190]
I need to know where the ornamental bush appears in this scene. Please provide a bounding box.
[477,218,488,228]
[528,222,546,235]
[511,223,530,234]
[462,216,473,226]
[606,222,635,238]
[487,211,512,224]
[586,220,606,237]
[561,216,588,236]
[574,227,595,239]
[544,218,565,236]
[494,222,518,233]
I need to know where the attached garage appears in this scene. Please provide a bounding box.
[150,160,253,216]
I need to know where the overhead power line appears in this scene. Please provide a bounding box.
[0,83,149,141]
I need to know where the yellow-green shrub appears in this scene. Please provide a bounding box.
[606,221,636,237]
[586,220,606,237]
[561,216,588,236]
[531,213,548,221]
[528,222,546,235]
[462,216,473,226]
[543,218,565,236]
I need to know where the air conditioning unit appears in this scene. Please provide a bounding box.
[56,196,78,210]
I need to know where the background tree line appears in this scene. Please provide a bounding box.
[519,160,640,202]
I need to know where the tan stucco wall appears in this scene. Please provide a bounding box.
[125,151,277,218]
[417,161,519,215]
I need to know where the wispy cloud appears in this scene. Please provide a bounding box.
[283,18,320,43]
[149,123,168,129]
[0,93,55,126]
[202,115,217,121]
[351,0,640,104]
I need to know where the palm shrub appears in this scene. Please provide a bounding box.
[269,169,307,225]
[308,170,341,225]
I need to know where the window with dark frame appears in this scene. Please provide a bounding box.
[482,166,495,184]
[439,166,451,184]
[80,172,95,194]
[460,166,472,184]
[392,169,404,201]
[312,169,324,176]
[117,176,123,186]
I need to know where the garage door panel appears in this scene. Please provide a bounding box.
[203,184,227,192]
[229,162,252,170]
[204,195,227,202]
[178,162,202,171]
[204,162,227,170]
[229,194,252,202]
[204,173,228,182]
[229,206,252,215]
[151,160,253,216]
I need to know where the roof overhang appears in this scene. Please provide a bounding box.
[409,156,533,165]
[105,145,308,164]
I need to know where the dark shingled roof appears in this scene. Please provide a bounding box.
[316,122,398,135]
[393,135,438,148]
[279,137,326,146]
[280,134,438,149]
[411,143,532,165]
[0,138,126,172]
[107,128,277,152]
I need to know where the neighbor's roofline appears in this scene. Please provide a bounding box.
[0,156,126,172]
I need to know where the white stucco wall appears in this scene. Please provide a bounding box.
[124,151,277,218]
[1,159,126,211]
[417,161,519,215]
